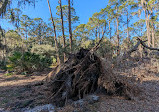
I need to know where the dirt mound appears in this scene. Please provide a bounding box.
[44,48,140,107]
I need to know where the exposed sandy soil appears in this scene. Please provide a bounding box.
[0,70,50,111]
[0,58,159,112]
[97,78,159,112]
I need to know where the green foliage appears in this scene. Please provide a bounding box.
[4,72,13,76]
[1,0,159,67]
[7,51,52,73]
[0,60,7,70]
[5,30,23,52]
[80,40,94,49]
[31,44,56,57]
[56,5,79,23]
[96,38,114,57]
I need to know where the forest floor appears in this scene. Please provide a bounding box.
[0,58,159,112]
[0,70,50,111]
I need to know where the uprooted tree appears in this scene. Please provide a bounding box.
[43,44,131,106]
[43,36,159,107]
[44,48,139,107]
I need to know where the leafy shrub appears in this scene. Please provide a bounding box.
[7,51,52,73]
[31,44,56,57]
[0,60,7,70]
[80,40,93,49]
[96,39,114,57]
[4,72,13,76]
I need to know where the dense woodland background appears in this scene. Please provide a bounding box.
[0,0,159,74]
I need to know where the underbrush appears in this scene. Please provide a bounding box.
[0,60,7,70]
[7,51,52,74]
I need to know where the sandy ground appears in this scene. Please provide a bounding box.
[98,77,159,112]
[0,70,49,111]
[0,58,159,112]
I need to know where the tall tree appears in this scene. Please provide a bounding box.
[109,0,123,56]
[0,0,36,41]
[47,0,61,64]
[59,0,66,62]
[68,0,73,52]
[5,8,22,31]
[74,24,90,47]
[86,12,106,41]
[20,15,31,40]
[101,6,113,40]
[132,0,159,47]
[120,0,134,49]
[150,12,158,47]
[30,18,48,45]
[0,28,6,65]
[0,0,10,17]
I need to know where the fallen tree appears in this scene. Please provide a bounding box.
[137,37,159,51]
[117,37,159,65]
[44,31,143,107]
[44,48,140,107]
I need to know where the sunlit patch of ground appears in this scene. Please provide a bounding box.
[0,71,50,111]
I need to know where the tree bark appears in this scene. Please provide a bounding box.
[68,0,73,53]
[98,25,100,41]
[152,24,155,48]
[116,17,120,56]
[95,27,98,39]
[109,20,111,40]
[116,7,120,56]
[47,0,61,64]
[145,10,151,47]
[59,0,66,62]
[137,37,159,51]
[3,31,6,66]
[126,9,130,47]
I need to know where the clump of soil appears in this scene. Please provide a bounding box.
[45,48,140,107]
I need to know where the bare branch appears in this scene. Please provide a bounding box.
[137,37,159,51]
[91,22,107,52]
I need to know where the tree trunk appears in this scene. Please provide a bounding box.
[116,7,120,56]
[25,27,28,41]
[98,25,100,41]
[3,32,6,66]
[145,10,151,47]
[147,14,151,47]
[109,20,111,40]
[68,0,73,53]
[126,9,130,48]
[152,25,155,48]
[47,0,61,64]
[95,27,98,39]
[59,0,66,62]
[116,17,120,56]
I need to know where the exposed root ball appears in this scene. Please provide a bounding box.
[44,48,139,107]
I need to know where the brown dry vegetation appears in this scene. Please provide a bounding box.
[57,56,159,112]
[0,53,159,112]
